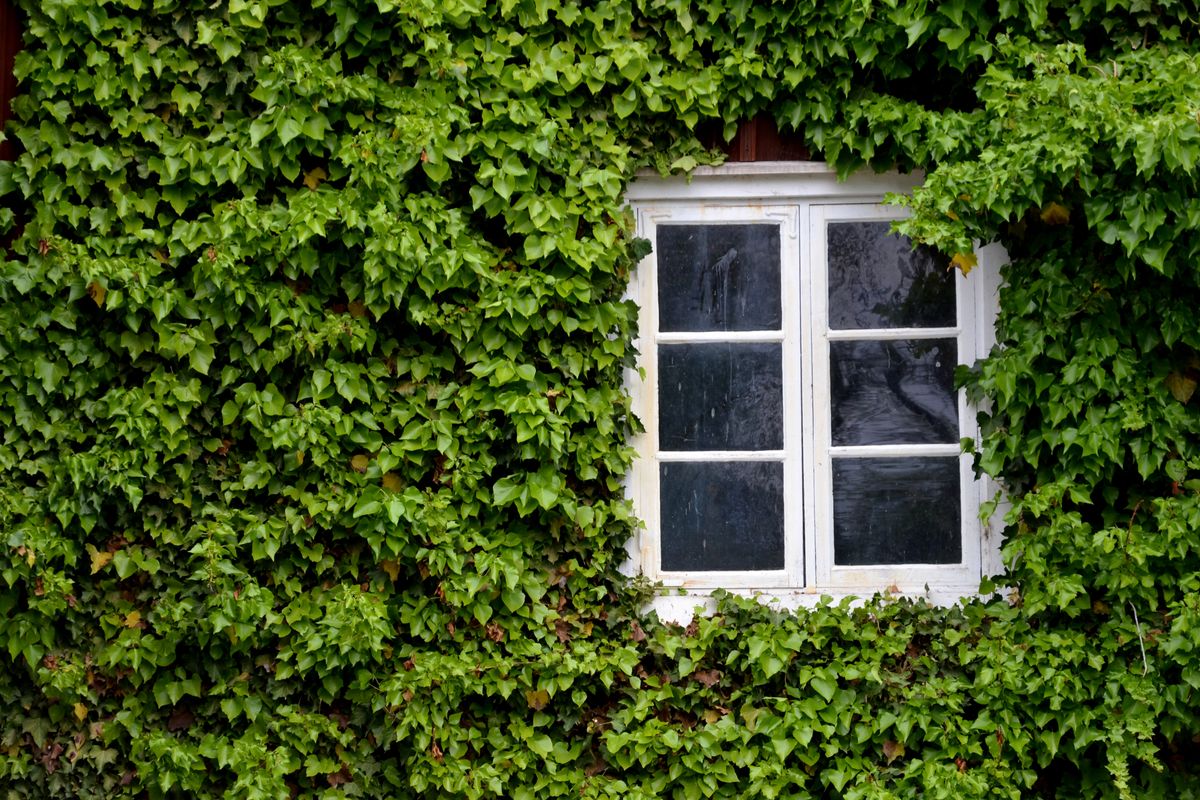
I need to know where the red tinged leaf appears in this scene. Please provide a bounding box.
[167,707,194,732]
[327,766,351,787]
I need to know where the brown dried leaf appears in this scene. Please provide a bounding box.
[1040,201,1071,225]
[630,620,646,642]
[87,281,107,308]
[525,689,550,711]
[1166,371,1197,404]
[303,166,327,190]
[380,560,400,582]
[691,669,722,688]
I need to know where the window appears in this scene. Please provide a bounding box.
[625,163,1002,612]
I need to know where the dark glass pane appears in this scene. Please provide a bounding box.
[827,221,955,330]
[659,342,783,451]
[657,224,782,332]
[832,457,961,565]
[661,461,785,571]
[830,339,958,446]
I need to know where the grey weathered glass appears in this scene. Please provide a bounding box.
[657,224,782,332]
[658,342,783,451]
[660,461,785,571]
[827,221,955,330]
[832,457,961,565]
[830,339,958,446]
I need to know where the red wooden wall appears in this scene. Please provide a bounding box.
[701,116,813,163]
[0,0,17,162]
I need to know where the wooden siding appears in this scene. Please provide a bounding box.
[0,0,18,162]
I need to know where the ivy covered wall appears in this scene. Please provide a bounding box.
[1,1,1199,797]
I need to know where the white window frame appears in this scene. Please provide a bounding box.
[624,162,1004,617]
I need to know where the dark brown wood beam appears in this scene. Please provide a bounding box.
[0,0,19,162]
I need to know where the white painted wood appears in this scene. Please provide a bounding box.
[623,168,1004,614]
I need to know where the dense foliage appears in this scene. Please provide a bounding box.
[2,0,1199,797]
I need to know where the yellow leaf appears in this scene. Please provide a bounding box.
[87,281,107,307]
[25,549,35,567]
[950,252,977,274]
[303,166,327,190]
[381,472,404,492]
[295,450,306,465]
[73,703,88,722]
[348,300,368,318]
[1040,201,1070,225]
[380,560,400,581]
[87,544,113,574]
[703,709,722,724]
[1166,371,1197,404]
[350,454,370,473]
[123,610,142,628]
[525,689,550,711]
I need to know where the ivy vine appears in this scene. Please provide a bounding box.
[1,0,1199,798]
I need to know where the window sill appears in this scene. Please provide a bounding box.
[644,583,997,624]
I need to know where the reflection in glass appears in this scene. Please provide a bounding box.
[661,461,785,571]
[827,222,955,330]
[658,343,783,451]
[658,224,782,332]
[830,339,958,445]
[832,457,960,565]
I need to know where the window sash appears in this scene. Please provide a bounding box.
[633,204,803,588]
[808,204,982,589]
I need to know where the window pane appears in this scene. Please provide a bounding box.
[827,221,955,330]
[832,457,961,565]
[660,461,785,571]
[830,339,958,446]
[659,342,783,451]
[657,224,782,332]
